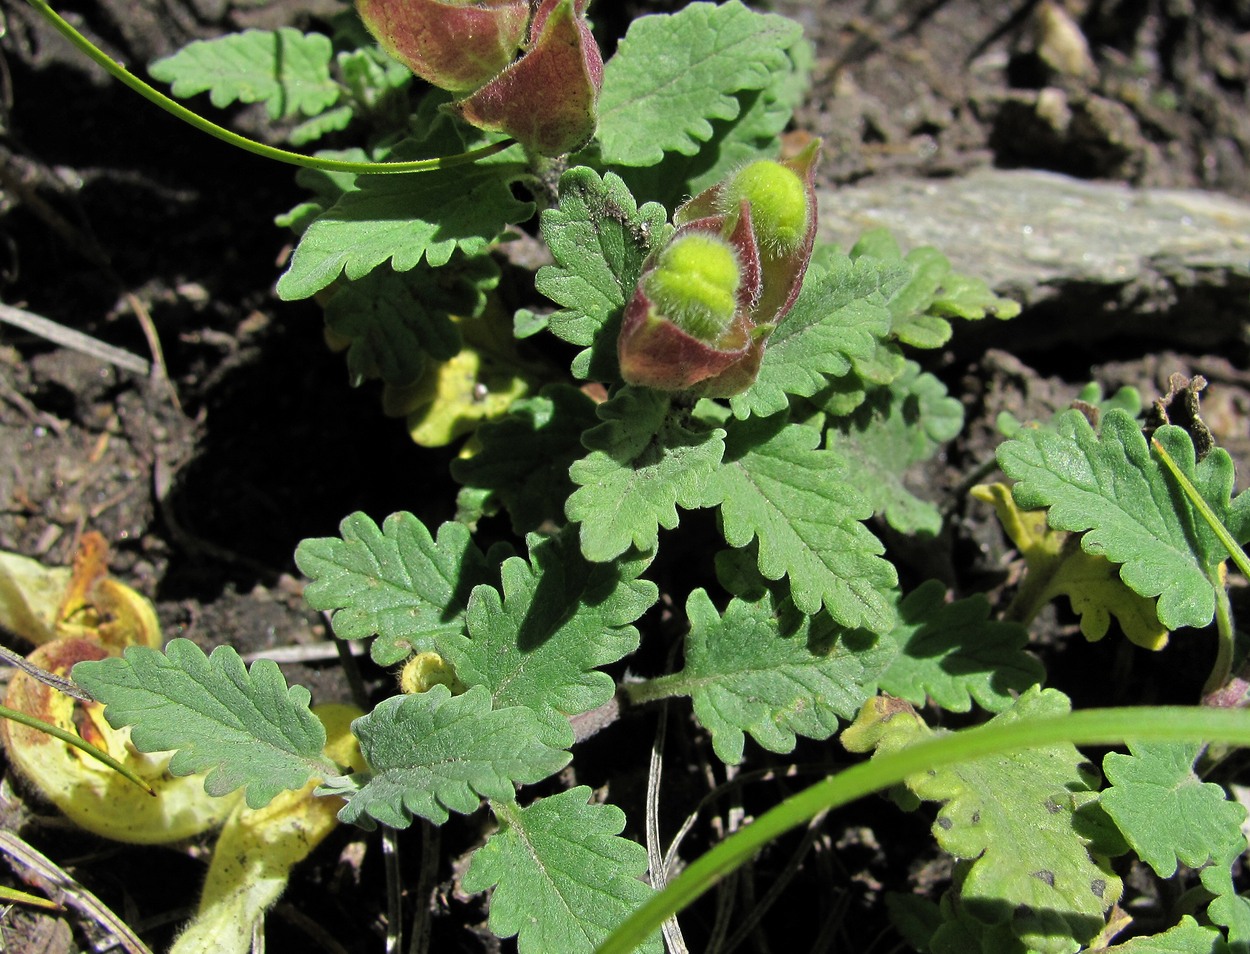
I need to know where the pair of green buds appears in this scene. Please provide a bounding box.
[355,0,602,157]
[618,141,821,398]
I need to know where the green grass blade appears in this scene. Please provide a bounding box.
[595,705,1250,954]
[0,703,155,796]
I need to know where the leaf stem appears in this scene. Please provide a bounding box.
[621,675,687,706]
[1206,568,1235,696]
[594,705,1250,954]
[1151,436,1250,580]
[0,703,155,795]
[23,0,517,175]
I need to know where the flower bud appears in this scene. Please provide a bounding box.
[618,214,765,397]
[677,140,821,326]
[356,0,529,95]
[642,234,742,342]
[452,0,603,156]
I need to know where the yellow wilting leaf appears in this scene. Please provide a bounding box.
[973,482,1168,649]
[1,533,232,841]
[382,301,551,446]
[171,703,365,954]
[2,637,239,842]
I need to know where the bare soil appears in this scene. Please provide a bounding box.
[0,1,1248,951]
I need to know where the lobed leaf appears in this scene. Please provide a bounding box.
[1099,742,1247,878]
[1102,917,1227,953]
[149,28,339,120]
[701,413,896,630]
[669,588,891,764]
[568,388,725,561]
[597,1,803,166]
[729,257,894,420]
[451,385,599,533]
[295,513,492,666]
[875,580,1043,713]
[444,529,657,746]
[847,229,1020,348]
[858,687,1123,953]
[617,34,812,209]
[998,411,1250,630]
[276,156,532,301]
[339,685,569,828]
[538,168,671,381]
[322,256,498,387]
[463,789,662,954]
[826,361,965,536]
[72,639,332,809]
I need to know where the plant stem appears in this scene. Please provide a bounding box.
[0,703,155,794]
[621,674,687,706]
[24,0,517,175]
[1206,566,1235,696]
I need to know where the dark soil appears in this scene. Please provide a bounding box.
[1,1,1248,951]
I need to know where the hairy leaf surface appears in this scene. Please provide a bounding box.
[464,790,661,953]
[296,513,492,665]
[568,388,725,561]
[729,257,893,420]
[340,685,568,828]
[445,530,657,745]
[149,28,339,120]
[998,411,1250,629]
[701,414,896,630]
[538,168,671,381]
[876,580,1042,712]
[826,362,964,536]
[668,588,890,763]
[597,1,803,166]
[73,639,332,808]
[1100,742,1247,878]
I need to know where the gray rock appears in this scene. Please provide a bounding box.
[817,168,1250,351]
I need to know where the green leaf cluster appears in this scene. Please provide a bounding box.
[93,3,1250,952]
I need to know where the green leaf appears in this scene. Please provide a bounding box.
[1099,742,1247,878]
[1102,917,1227,954]
[295,513,493,666]
[876,580,1043,713]
[323,257,499,387]
[848,229,1020,348]
[276,152,532,301]
[825,361,964,536]
[892,687,1122,953]
[597,1,803,166]
[72,639,331,809]
[444,529,657,745]
[148,28,339,120]
[339,685,569,829]
[463,790,662,954]
[568,388,725,561]
[537,167,671,381]
[997,410,1250,630]
[451,385,599,534]
[972,481,1169,650]
[701,413,896,630]
[729,257,894,420]
[616,35,811,208]
[665,588,890,764]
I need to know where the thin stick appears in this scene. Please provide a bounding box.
[0,830,154,954]
[0,644,91,701]
[0,302,149,375]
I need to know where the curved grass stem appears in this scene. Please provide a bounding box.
[24,0,517,175]
[594,705,1250,954]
